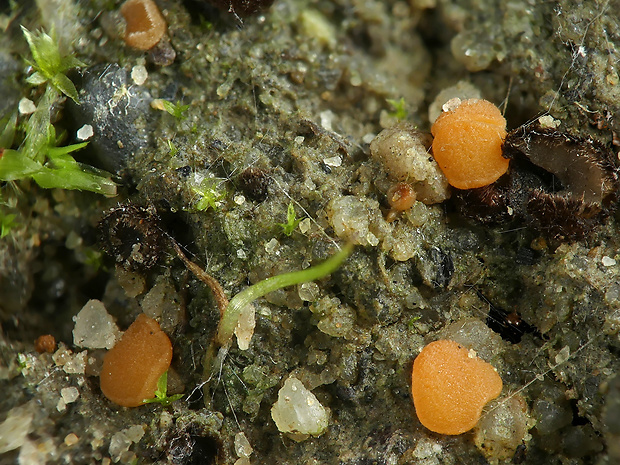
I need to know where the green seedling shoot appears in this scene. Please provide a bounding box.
[167,140,179,157]
[190,178,226,211]
[0,103,117,195]
[143,371,183,407]
[278,202,302,236]
[216,242,354,346]
[0,27,116,196]
[21,26,85,103]
[171,239,353,347]
[170,237,353,402]
[0,212,18,238]
[386,97,408,121]
[155,99,190,120]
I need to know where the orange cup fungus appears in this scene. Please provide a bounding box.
[120,0,167,51]
[431,98,509,190]
[100,313,173,407]
[411,339,503,435]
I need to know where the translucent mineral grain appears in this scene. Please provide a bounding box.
[234,432,253,458]
[0,405,33,453]
[271,376,329,439]
[328,196,380,246]
[234,304,256,351]
[73,299,121,350]
[474,396,531,461]
[370,123,450,204]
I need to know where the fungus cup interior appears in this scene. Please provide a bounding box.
[411,339,503,435]
[100,313,173,407]
[121,0,167,51]
[431,99,509,190]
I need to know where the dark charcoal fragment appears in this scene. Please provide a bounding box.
[455,122,619,240]
[512,443,527,464]
[429,247,454,288]
[148,36,176,67]
[166,429,220,465]
[478,290,542,343]
[67,64,152,174]
[454,182,511,224]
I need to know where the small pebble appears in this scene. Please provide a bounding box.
[234,432,253,458]
[298,218,311,234]
[234,304,256,351]
[131,65,148,85]
[265,238,280,254]
[538,115,561,129]
[61,387,80,404]
[18,98,36,115]
[76,124,94,141]
[602,256,616,267]
[64,433,79,446]
[320,110,334,131]
[271,376,329,438]
[323,155,342,167]
[73,300,120,350]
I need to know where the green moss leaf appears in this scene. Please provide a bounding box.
[32,163,117,196]
[0,150,43,180]
[156,99,190,119]
[0,112,18,149]
[0,213,18,239]
[21,26,84,101]
[51,73,80,103]
[277,202,303,236]
[25,72,47,86]
[143,371,184,407]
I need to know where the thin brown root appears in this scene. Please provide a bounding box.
[171,239,229,317]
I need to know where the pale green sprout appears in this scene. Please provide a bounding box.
[21,26,85,103]
[143,371,183,406]
[157,99,190,120]
[0,96,117,195]
[0,213,18,238]
[278,202,302,236]
[386,97,408,121]
[82,248,104,270]
[166,140,179,157]
[190,178,226,211]
[0,27,116,196]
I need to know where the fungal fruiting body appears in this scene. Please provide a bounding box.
[120,0,167,51]
[100,314,173,407]
[387,182,417,212]
[431,98,508,189]
[411,339,503,435]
